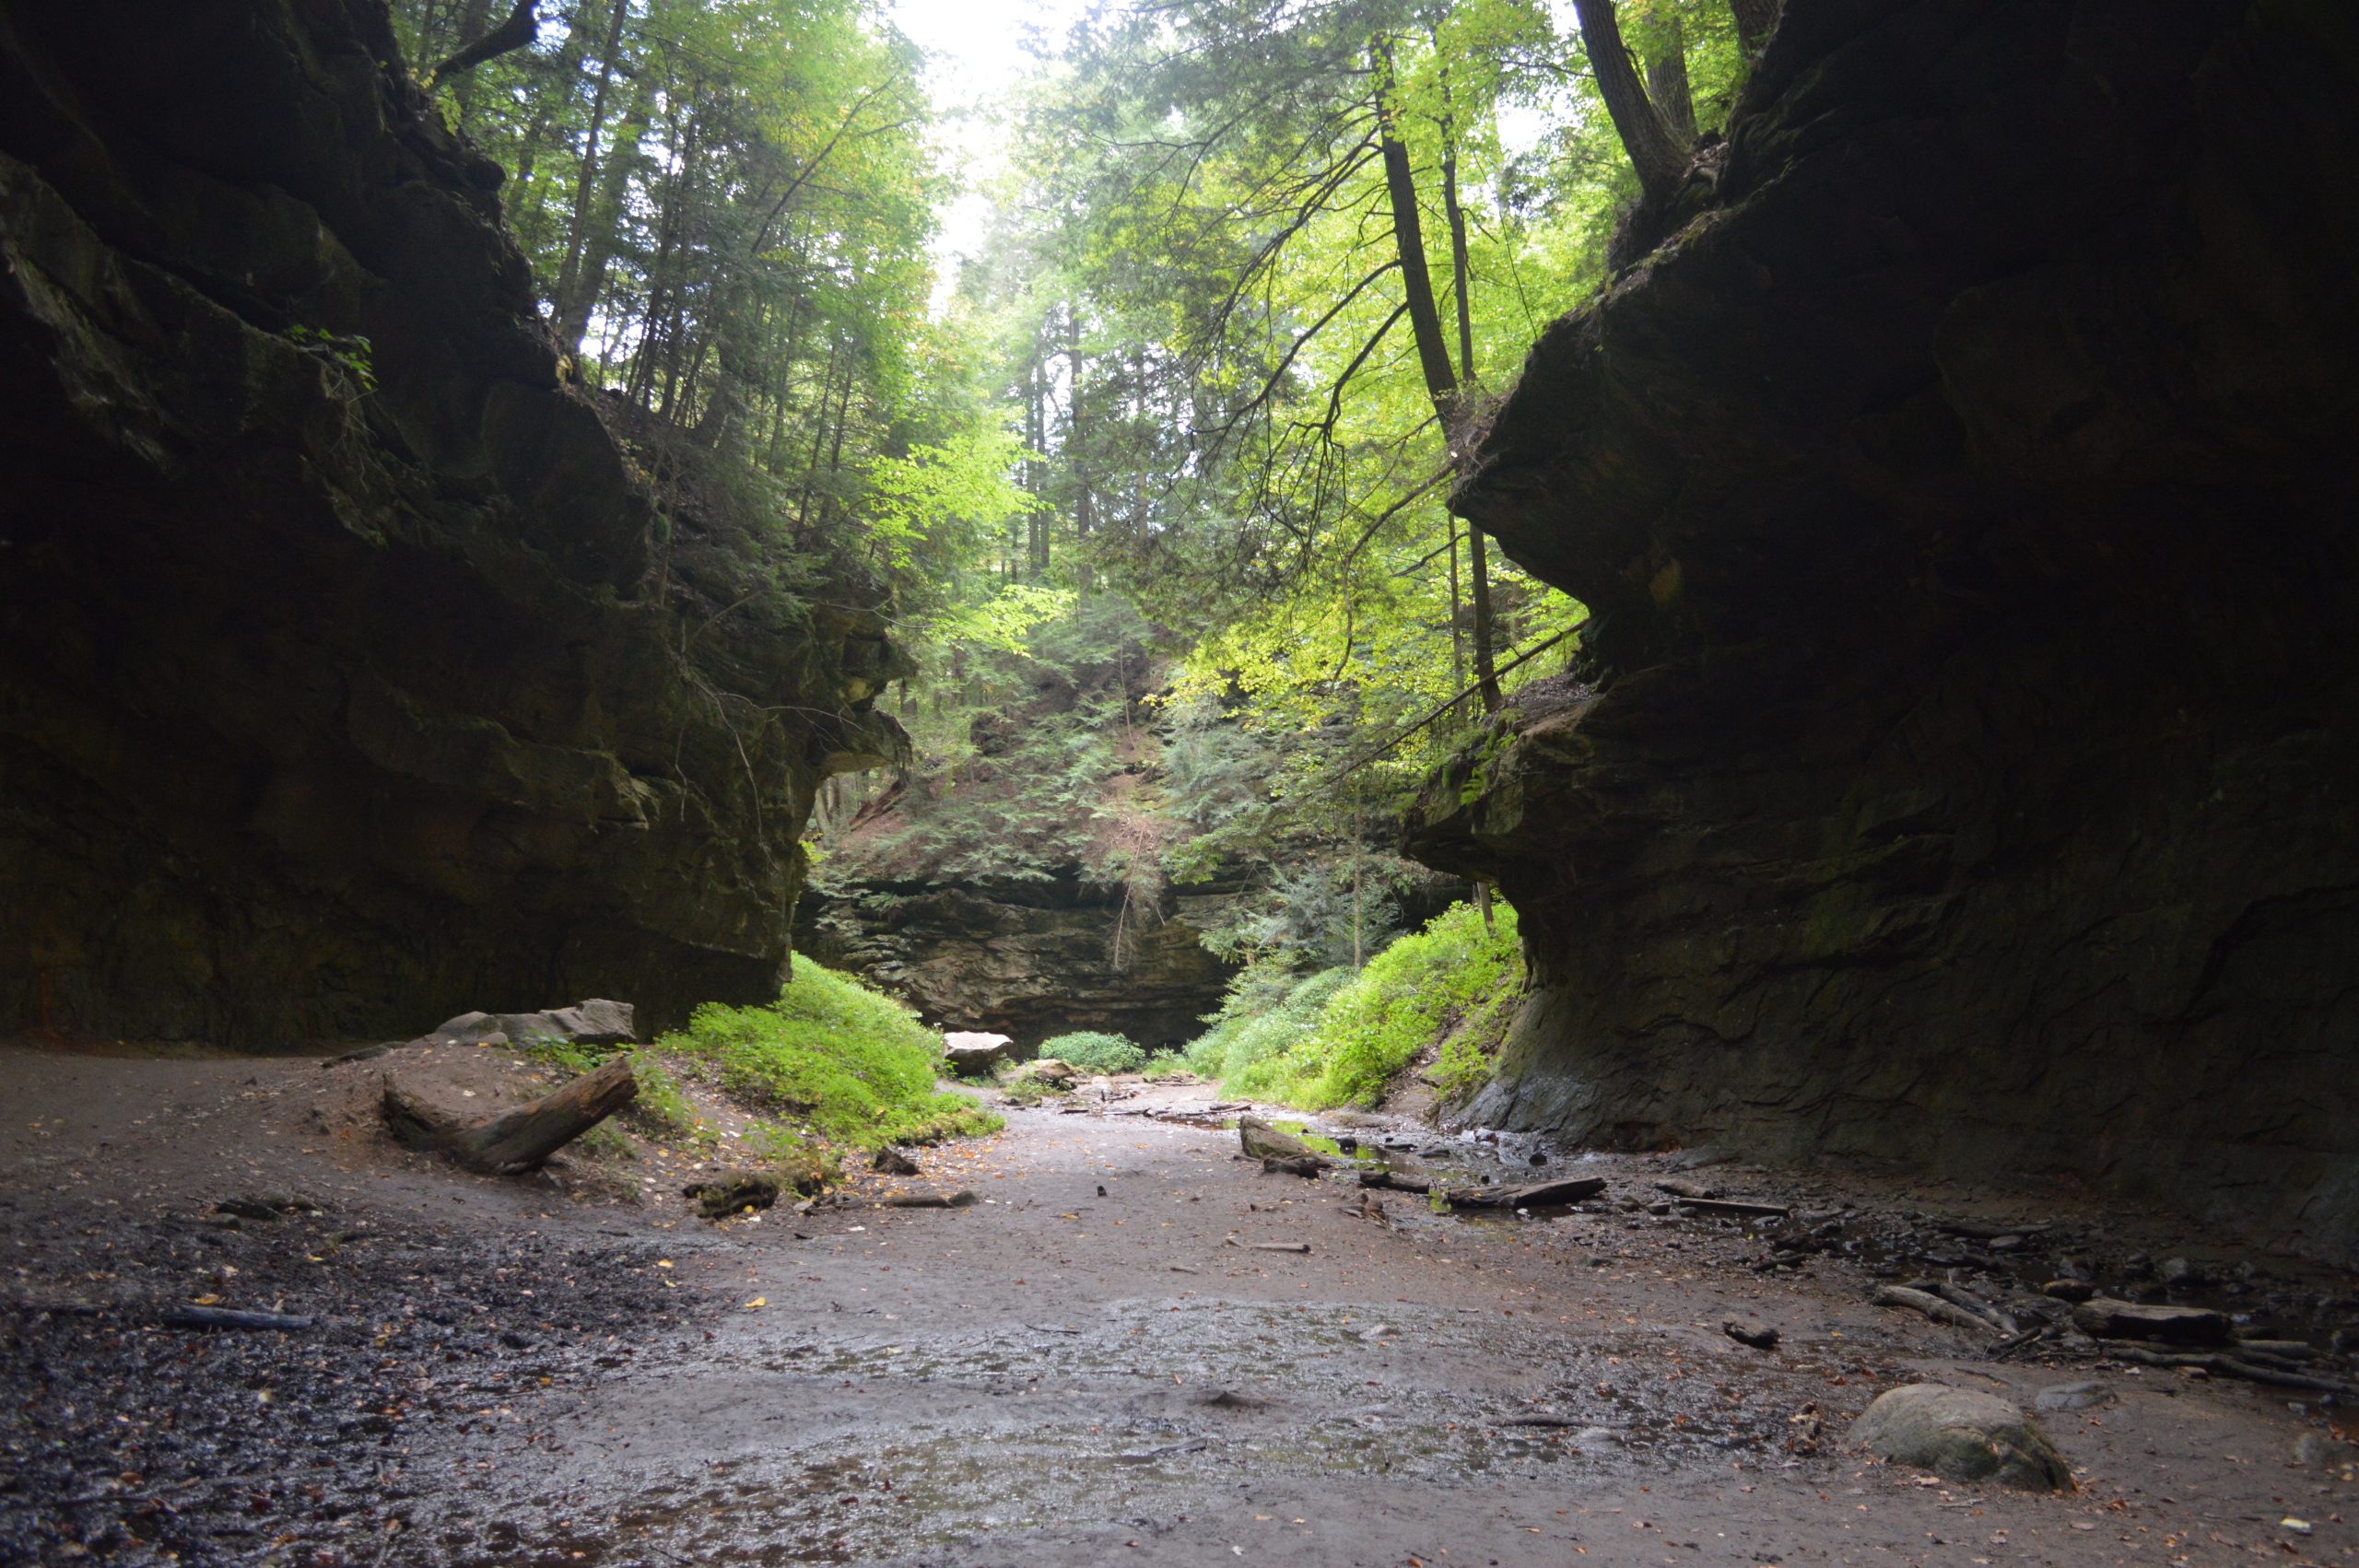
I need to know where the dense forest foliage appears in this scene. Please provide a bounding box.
[396,0,1757,1091]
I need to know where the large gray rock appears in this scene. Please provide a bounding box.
[428,1000,636,1048]
[943,1031,1015,1076]
[1238,1117,1324,1165]
[1851,1385,2072,1492]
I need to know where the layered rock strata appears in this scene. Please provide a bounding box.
[0,1,901,1044]
[1409,0,2359,1258]
[800,872,1238,1049]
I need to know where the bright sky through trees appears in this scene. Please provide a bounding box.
[889,0,1089,309]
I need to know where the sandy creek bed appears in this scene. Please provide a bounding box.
[2,1047,2353,1565]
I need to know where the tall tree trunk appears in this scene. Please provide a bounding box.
[817,349,856,530]
[445,0,494,123]
[1432,50,1498,718]
[1645,13,1697,144]
[1372,40,1458,414]
[553,0,631,351]
[1068,300,1093,594]
[1447,516,1465,717]
[505,1,592,225]
[1437,57,1476,386]
[795,335,843,530]
[1468,523,1499,712]
[1727,0,1778,57]
[557,88,649,365]
[1571,0,1691,205]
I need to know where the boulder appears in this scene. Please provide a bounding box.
[943,1031,1015,1076]
[428,1000,637,1049]
[1018,1059,1079,1088]
[684,1170,781,1219]
[1850,1385,2072,1492]
[1238,1117,1325,1165]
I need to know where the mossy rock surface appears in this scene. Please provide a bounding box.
[1850,1385,2071,1492]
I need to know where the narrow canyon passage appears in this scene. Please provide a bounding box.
[4,1055,2350,1566]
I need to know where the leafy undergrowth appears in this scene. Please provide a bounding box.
[1037,1029,1148,1073]
[1187,900,1523,1111]
[520,960,1000,1201]
[656,961,1003,1148]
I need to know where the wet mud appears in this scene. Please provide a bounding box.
[3,1053,2354,1565]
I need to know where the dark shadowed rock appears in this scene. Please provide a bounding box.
[1406,0,2359,1264]
[1851,1385,2071,1492]
[0,1,903,1046]
[685,1170,782,1219]
[2071,1297,2233,1346]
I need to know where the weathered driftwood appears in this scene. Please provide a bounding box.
[1873,1284,2001,1335]
[1449,1175,1608,1209]
[381,1057,636,1175]
[1924,1280,2019,1335]
[2100,1344,2359,1398]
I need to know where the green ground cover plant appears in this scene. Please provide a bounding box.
[1036,1030,1148,1073]
[1199,901,1522,1109]
[653,961,1002,1148]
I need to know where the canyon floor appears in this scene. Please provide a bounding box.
[2,1045,2353,1567]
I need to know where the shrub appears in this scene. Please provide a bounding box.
[1196,902,1522,1109]
[1181,965,1352,1086]
[1310,901,1520,1106]
[1037,1030,1147,1073]
[626,1057,701,1140]
[654,960,1003,1148]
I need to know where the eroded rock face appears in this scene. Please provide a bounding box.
[799,876,1236,1048]
[1409,1,2359,1258]
[0,2,901,1044]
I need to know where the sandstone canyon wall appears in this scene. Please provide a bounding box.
[0,1,903,1045]
[1408,0,2359,1259]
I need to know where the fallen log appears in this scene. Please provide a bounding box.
[161,1305,313,1331]
[1449,1175,1608,1210]
[2100,1344,2359,1398]
[381,1057,636,1176]
[885,1190,979,1208]
[1873,1284,2001,1335]
[1925,1280,2019,1335]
